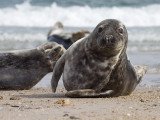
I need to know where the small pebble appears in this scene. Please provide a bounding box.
[56,99,74,106]
[70,116,80,119]
[152,104,157,107]
[63,114,69,117]
[10,96,21,100]
[0,96,3,100]
[58,99,71,104]
[25,107,33,109]
[140,99,145,102]
[11,105,19,108]
[127,113,131,117]
[3,103,10,106]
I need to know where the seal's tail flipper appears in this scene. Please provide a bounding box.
[65,89,114,98]
[134,65,147,84]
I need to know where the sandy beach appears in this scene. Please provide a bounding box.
[1,1,160,120]
[0,85,159,120]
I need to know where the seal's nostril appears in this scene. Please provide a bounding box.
[106,35,113,39]
[106,35,113,44]
[109,35,113,39]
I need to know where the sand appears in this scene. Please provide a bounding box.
[0,85,160,120]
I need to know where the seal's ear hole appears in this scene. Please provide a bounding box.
[98,27,103,33]
[118,28,124,34]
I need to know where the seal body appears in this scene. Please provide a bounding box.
[47,22,90,49]
[51,19,147,98]
[48,36,72,49]
[0,42,65,90]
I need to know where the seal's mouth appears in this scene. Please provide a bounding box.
[98,34,123,52]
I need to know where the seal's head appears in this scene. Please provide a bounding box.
[47,21,64,39]
[87,19,128,57]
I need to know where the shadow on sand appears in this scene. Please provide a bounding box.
[17,93,67,99]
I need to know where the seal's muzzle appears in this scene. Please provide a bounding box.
[105,34,113,45]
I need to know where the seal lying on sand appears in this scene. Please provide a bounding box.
[51,19,147,98]
[47,21,90,49]
[0,42,65,90]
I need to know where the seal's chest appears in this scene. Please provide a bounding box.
[89,59,114,70]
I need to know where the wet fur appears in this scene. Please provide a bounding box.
[51,19,147,98]
[0,42,65,90]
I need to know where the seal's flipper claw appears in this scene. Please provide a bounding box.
[134,65,147,84]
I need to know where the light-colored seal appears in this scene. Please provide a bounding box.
[0,42,66,90]
[51,19,147,98]
[47,21,90,49]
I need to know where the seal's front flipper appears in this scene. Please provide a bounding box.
[134,65,147,84]
[65,89,114,98]
[65,89,100,98]
[51,54,66,92]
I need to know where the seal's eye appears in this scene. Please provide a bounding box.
[98,27,103,33]
[118,28,124,34]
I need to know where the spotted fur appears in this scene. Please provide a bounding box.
[51,19,147,98]
[0,42,66,90]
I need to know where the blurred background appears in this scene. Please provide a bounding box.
[0,0,160,87]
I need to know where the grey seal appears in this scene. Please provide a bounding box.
[0,42,65,90]
[47,21,90,49]
[51,19,147,98]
